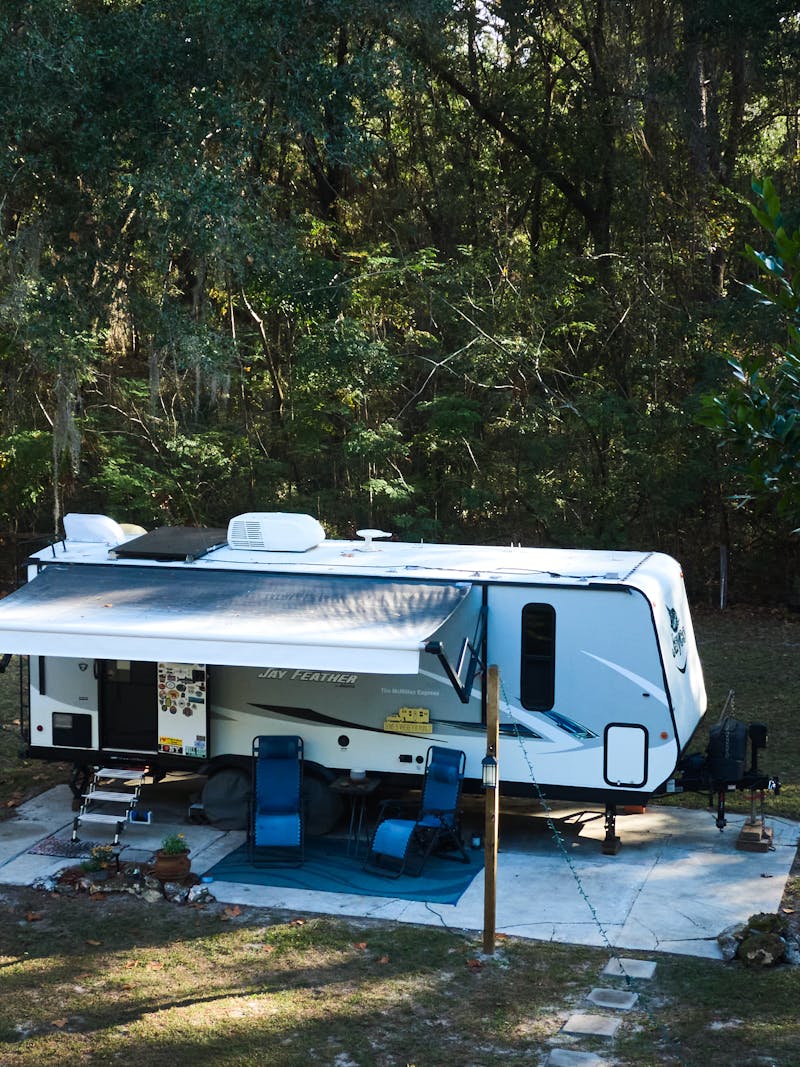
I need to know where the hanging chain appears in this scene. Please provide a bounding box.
[500,675,627,970]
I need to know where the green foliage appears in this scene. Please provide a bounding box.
[1,3,800,595]
[0,432,52,527]
[698,178,800,526]
[159,831,188,855]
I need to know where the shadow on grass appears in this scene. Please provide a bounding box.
[0,886,600,1065]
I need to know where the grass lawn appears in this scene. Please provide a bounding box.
[0,607,799,1065]
[0,887,798,1067]
[672,606,800,821]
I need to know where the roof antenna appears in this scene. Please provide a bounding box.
[356,528,392,552]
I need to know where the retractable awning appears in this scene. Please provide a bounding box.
[0,563,471,674]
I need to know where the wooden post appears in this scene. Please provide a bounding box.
[483,664,500,955]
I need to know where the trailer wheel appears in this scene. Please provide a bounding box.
[201,767,250,830]
[69,764,92,809]
[303,774,343,837]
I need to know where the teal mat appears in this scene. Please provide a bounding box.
[206,837,482,905]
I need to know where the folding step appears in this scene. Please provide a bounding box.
[81,790,139,804]
[71,765,150,845]
[94,767,149,780]
[73,811,126,845]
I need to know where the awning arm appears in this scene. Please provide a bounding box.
[424,604,487,704]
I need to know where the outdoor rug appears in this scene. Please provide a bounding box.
[206,837,483,905]
[28,834,100,859]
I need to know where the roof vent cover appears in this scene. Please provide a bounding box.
[227,513,325,553]
[63,513,127,546]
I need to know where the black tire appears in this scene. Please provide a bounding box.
[201,766,250,830]
[69,764,92,808]
[202,764,343,836]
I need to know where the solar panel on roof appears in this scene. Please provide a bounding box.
[114,526,228,561]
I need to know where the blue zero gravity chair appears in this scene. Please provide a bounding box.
[250,735,304,867]
[364,745,470,877]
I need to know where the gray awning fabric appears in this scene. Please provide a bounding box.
[0,564,471,673]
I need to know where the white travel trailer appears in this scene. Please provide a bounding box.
[0,512,708,844]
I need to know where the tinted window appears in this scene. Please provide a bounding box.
[521,603,555,710]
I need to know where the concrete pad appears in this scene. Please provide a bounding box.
[602,957,657,980]
[547,1051,609,1067]
[480,805,799,959]
[1,787,797,963]
[0,780,229,887]
[586,987,638,1010]
[562,1013,622,1038]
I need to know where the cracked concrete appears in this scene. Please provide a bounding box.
[0,783,796,960]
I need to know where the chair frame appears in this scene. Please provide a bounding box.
[363,745,469,878]
[249,734,304,867]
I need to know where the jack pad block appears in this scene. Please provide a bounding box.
[735,822,774,853]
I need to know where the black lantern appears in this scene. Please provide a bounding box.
[481,753,498,790]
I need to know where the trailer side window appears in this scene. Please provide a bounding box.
[521,603,555,710]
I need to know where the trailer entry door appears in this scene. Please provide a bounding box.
[101,660,157,751]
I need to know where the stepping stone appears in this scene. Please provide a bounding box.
[547,1050,610,1066]
[562,1013,622,1038]
[602,957,657,980]
[587,987,638,1010]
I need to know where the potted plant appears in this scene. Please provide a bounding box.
[152,832,191,881]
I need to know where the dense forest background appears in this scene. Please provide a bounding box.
[1,0,799,603]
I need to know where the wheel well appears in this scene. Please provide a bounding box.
[202,753,251,777]
[203,754,335,783]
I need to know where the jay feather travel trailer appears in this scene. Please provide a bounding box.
[0,512,711,840]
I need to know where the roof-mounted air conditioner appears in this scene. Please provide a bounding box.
[226,513,325,552]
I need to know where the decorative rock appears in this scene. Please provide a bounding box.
[746,912,788,936]
[719,914,791,967]
[31,876,57,892]
[187,884,216,904]
[783,937,800,967]
[717,923,746,962]
[163,882,190,903]
[738,932,786,968]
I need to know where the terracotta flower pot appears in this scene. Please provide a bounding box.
[152,849,191,881]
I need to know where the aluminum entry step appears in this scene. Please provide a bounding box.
[81,790,138,804]
[77,812,126,825]
[95,768,148,780]
[72,766,149,844]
